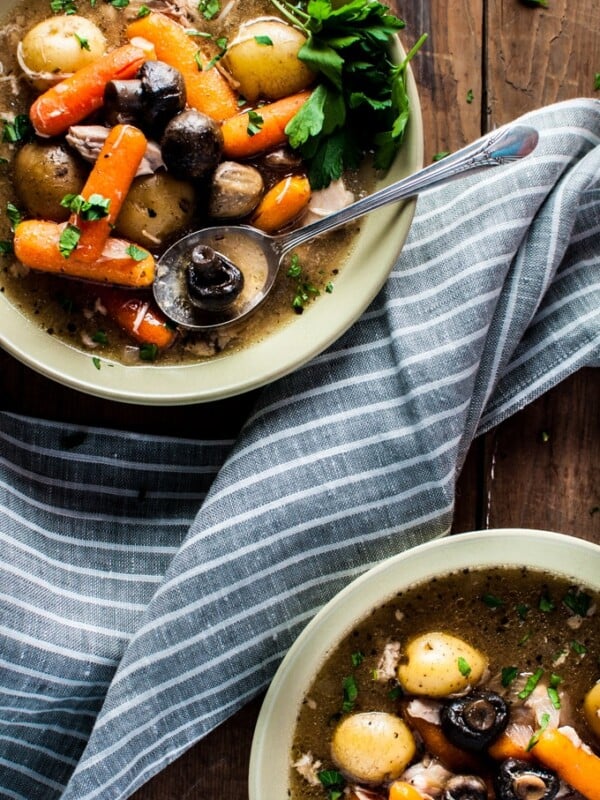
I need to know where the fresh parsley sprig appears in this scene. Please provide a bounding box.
[270,0,426,188]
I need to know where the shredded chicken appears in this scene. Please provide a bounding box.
[373,641,401,682]
[293,752,322,786]
[400,757,453,799]
[301,178,355,226]
[66,125,165,176]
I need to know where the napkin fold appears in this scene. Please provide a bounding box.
[1,98,599,799]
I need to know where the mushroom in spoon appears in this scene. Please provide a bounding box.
[153,123,539,331]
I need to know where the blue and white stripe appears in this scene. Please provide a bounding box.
[1,98,598,798]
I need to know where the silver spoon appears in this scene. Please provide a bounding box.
[153,123,539,330]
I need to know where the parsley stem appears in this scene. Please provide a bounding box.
[399,32,428,69]
[268,0,310,31]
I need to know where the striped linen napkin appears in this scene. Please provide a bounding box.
[1,98,599,799]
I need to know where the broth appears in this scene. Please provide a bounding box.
[291,566,600,799]
[0,0,369,365]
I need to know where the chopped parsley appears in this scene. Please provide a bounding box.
[501,665,519,687]
[74,33,90,50]
[571,640,587,655]
[562,588,592,617]
[246,110,264,136]
[341,674,358,713]
[538,593,555,613]
[6,202,22,231]
[520,0,548,6]
[318,770,346,800]
[517,667,544,699]
[516,602,529,620]
[92,356,102,370]
[58,224,81,258]
[432,151,450,161]
[351,651,364,667]
[92,330,108,344]
[287,253,320,312]
[50,0,78,14]
[136,4,151,16]
[595,73,600,91]
[140,343,159,361]
[198,0,220,20]
[482,593,504,609]
[526,711,550,751]
[0,240,13,256]
[126,243,148,261]
[270,0,426,188]
[466,88,474,103]
[61,193,110,221]
[255,35,274,45]
[2,115,33,144]
[457,656,471,677]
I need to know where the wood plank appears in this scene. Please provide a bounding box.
[485,0,600,127]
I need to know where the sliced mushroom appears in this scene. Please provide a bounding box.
[186,245,245,311]
[441,690,509,751]
[161,110,224,181]
[493,759,559,800]
[443,774,488,800]
[208,162,264,219]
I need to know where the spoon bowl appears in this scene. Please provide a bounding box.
[153,123,539,331]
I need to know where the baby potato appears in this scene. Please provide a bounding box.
[331,711,416,784]
[397,632,488,697]
[584,682,600,738]
[20,15,106,77]
[114,172,196,249]
[224,18,315,102]
[14,142,88,221]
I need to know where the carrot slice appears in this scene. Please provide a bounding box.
[251,175,311,233]
[532,727,600,800]
[388,781,425,800]
[14,220,155,288]
[29,44,148,137]
[96,287,176,349]
[401,712,481,773]
[126,13,238,121]
[73,124,147,262]
[221,91,311,159]
[488,725,534,762]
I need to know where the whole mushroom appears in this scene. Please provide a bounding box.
[161,110,223,181]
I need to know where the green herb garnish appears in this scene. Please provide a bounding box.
[246,110,264,136]
[351,651,364,667]
[270,0,426,188]
[466,88,474,103]
[516,603,529,620]
[92,330,108,344]
[595,73,600,91]
[482,593,504,609]
[6,202,22,231]
[126,243,148,261]
[341,674,358,713]
[571,640,587,655]
[74,33,90,50]
[198,0,220,20]
[563,588,592,617]
[2,115,33,144]
[501,666,519,687]
[50,0,78,14]
[140,343,159,362]
[547,686,561,709]
[61,193,110,221]
[0,240,13,255]
[287,253,320,312]
[518,668,544,699]
[255,35,274,45]
[58,224,81,258]
[526,711,550,750]
[457,656,471,677]
[520,0,549,6]
[318,770,346,800]
[92,356,102,370]
[136,4,151,16]
[432,151,450,161]
[538,594,555,613]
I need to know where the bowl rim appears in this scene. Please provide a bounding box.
[0,20,424,406]
[248,528,600,800]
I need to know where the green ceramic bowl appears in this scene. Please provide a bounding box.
[248,529,600,800]
[0,3,423,405]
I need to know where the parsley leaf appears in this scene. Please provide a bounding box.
[246,110,264,136]
[198,0,220,20]
[58,223,81,258]
[2,115,34,144]
[271,0,426,188]
[61,193,110,221]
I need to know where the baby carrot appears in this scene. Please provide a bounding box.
[29,44,148,137]
[13,220,155,288]
[96,287,176,349]
[488,726,534,762]
[72,124,147,262]
[401,711,480,773]
[251,174,311,233]
[221,91,311,159]
[532,727,600,800]
[388,781,425,800]
[126,13,238,121]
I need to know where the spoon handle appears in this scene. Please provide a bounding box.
[276,124,539,255]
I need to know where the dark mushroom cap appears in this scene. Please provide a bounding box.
[161,109,224,181]
[493,758,560,800]
[138,60,186,137]
[443,774,488,800]
[441,690,509,751]
[186,245,244,311]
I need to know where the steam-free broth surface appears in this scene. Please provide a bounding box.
[291,566,600,800]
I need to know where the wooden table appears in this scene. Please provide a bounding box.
[1,0,598,795]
